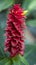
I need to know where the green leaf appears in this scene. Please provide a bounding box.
[24,49,33,58]
[25,44,36,65]
[19,55,29,65]
[26,20,36,26]
[22,0,36,11]
[5,60,11,65]
[13,60,21,65]
[0,10,9,57]
[24,44,36,58]
[22,0,32,10]
[0,47,6,57]
[0,58,9,65]
[0,0,14,12]
[12,55,21,65]
[28,0,36,11]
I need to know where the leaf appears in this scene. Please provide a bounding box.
[0,0,14,12]
[22,0,36,11]
[22,0,32,10]
[13,60,21,65]
[19,55,29,65]
[0,10,9,57]
[28,0,36,11]
[26,20,36,26]
[5,60,11,65]
[24,49,33,58]
[0,58,9,65]
[25,44,36,65]
[12,55,21,65]
[24,44,36,58]
[0,47,6,57]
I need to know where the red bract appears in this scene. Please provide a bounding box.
[4,4,26,57]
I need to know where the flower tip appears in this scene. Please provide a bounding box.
[21,10,28,15]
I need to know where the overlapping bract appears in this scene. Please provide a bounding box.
[4,4,26,57]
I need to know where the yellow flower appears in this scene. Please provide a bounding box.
[21,10,28,15]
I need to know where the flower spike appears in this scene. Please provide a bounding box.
[4,4,26,57]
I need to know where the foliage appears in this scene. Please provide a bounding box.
[0,0,14,12]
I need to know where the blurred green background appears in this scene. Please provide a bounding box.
[0,0,36,65]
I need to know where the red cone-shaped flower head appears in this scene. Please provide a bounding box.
[4,4,26,57]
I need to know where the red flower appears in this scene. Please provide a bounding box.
[4,4,26,57]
